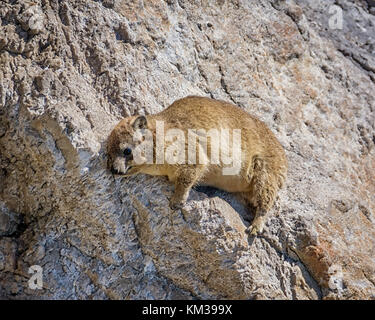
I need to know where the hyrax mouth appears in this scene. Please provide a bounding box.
[110,166,133,175]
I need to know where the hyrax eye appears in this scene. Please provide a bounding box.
[123,148,132,156]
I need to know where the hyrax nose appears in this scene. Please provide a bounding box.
[111,166,120,174]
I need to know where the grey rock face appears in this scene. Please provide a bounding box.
[0,0,374,299]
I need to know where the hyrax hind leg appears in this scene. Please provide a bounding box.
[169,165,207,210]
[244,157,282,236]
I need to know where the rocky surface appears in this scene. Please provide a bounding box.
[0,0,374,299]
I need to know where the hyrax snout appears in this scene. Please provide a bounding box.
[107,96,287,236]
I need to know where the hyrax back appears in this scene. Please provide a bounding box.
[107,96,287,236]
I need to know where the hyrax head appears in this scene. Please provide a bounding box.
[107,115,148,175]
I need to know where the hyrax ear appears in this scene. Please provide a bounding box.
[132,115,148,130]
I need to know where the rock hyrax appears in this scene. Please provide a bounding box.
[107,96,287,235]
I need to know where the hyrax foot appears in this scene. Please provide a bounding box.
[169,201,184,211]
[170,171,198,211]
[246,224,263,236]
[169,196,185,211]
[246,209,267,236]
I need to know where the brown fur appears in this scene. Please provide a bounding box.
[107,96,287,235]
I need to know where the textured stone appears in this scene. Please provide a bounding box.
[0,0,374,299]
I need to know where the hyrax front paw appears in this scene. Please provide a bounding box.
[169,198,184,211]
[246,224,263,236]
